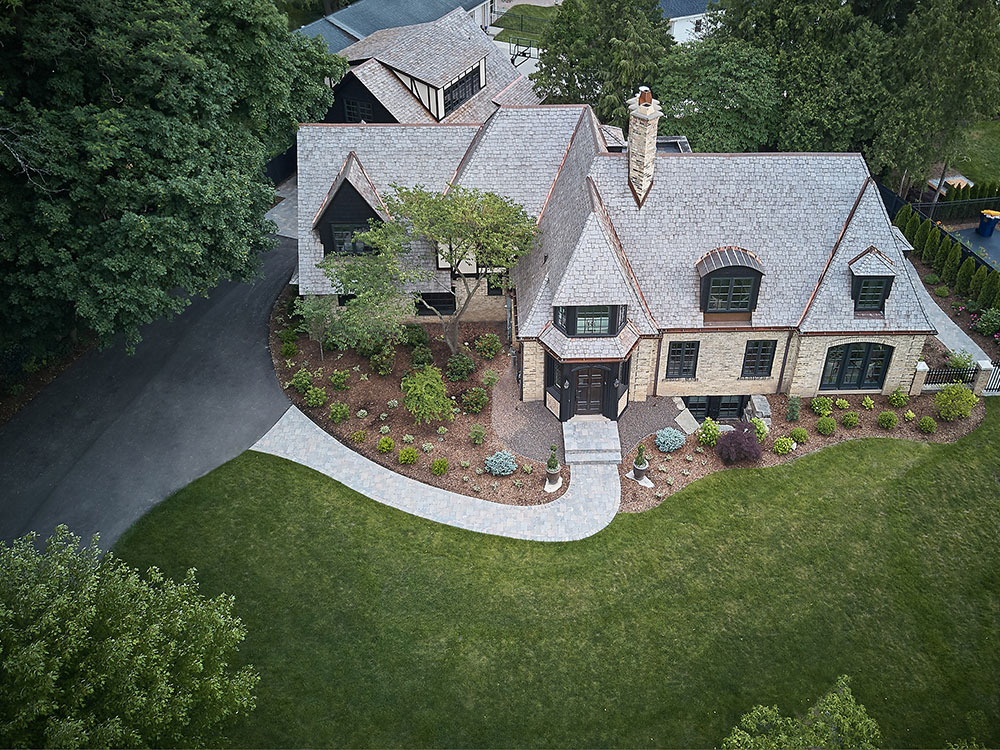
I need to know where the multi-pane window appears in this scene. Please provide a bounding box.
[329,224,368,255]
[856,277,889,311]
[665,341,699,379]
[443,67,482,116]
[344,99,373,123]
[552,305,625,336]
[575,306,611,335]
[821,343,893,390]
[554,306,568,331]
[707,276,754,312]
[741,339,777,378]
[717,395,742,419]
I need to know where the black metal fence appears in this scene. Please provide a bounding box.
[925,366,977,386]
[492,10,552,37]
[915,195,1000,221]
[987,359,1000,393]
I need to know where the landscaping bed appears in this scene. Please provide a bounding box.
[268,287,568,505]
[910,255,1000,357]
[620,389,984,513]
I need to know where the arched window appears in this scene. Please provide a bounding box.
[820,343,893,390]
[696,247,765,317]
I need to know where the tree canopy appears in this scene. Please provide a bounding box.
[0,0,345,354]
[0,526,259,748]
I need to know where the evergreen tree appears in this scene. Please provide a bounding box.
[920,230,941,265]
[598,14,671,128]
[912,218,931,255]
[933,237,954,273]
[892,203,913,229]
[970,264,988,300]
[955,256,976,296]
[903,213,922,242]
[978,270,1000,309]
[942,245,963,285]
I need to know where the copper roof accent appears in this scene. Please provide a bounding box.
[694,246,766,277]
[847,245,896,276]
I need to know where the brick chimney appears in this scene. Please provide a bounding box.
[627,86,662,204]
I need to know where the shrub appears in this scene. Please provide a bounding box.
[934,285,950,297]
[355,337,382,358]
[942,246,962,285]
[697,417,720,447]
[935,382,979,421]
[280,340,298,357]
[469,423,486,445]
[789,426,808,444]
[887,388,909,407]
[351,429,367,444]
[835,398,850,410]
[411,344,433,368]
[918,415,938,434]
[877,410,898,429]
[481,369,500,388]
[290,368,313,394]
[397,446,418,464]
[328,369,350,390]
[977,270,1000,309]
[816,416,836,435]
[920,231,941,265]
[401,323,429,348]
[955,256,977,296]
[431,458,449,476]
[912,217,931,254]
[903,409,916,422]
[716,424,762,465]
[810,396,833,417]
[369,345,395,376]
[972,308,1000,336]
[279,327,297,345]
[547,444,560,471]
[304,387,327,408]
[786,396,801,421]
[841,411,859,428]
[773,436,793,455]
[401,366,453,425]
[379,425,390,434]
[861,395,875,410]
[923,273,940,285]
[474,333,502,359]
[945,349,974,369]
[484,450,517,476]
[356,409,368,419]
[402,434,415,443]
[446,352,476,381]
[421,442,434,453]
[461,387,489,414]
[750,417,768,443]
[377,436,394,453]
[655,427,686,452]
[327,402,349,424]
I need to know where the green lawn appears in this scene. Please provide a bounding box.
[492,4,557,46]
[958,119,1000,186]
[114,400,1000,748]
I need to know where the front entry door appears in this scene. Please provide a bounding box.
[575,367,604,415]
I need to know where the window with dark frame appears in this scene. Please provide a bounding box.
[329,224,369,255]
[443,67,482,116]
[415,291,457,316]
[707,276,754,311]
[665,341,699,379]
[741,339,777,378]
[856,277,889,311]
[486,274,505,296]
[717,395,742,419]
[552,305,626,336]
[344,99,373,123]
[820,342,893,390]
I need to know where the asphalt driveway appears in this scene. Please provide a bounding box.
[0,238,296,548]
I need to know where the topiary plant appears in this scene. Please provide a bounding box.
[697,417,720,447]
[484,450,517,476]
[935,382,979,421]
[918,415,937,434]
[547,444,560,471]
[789,427,808,444]
[461,387,489,414]
[773,436,793,455]
[655,427,686,452]
[877,410,898,429]
[474,333,502,360]
[841,411,859,428]
[397,446,418,464]
[887,388,909,408]
[328,401,350,423]
[816,416,836,435]
[377,436,394,453]
[716,424,762,465]
[810,396,833,417]
[446,351,475,381]
[431,458,449,476]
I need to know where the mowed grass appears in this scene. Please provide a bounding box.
[114,400,1000,748]
[492,3,557,45]
[958,119,1000,186]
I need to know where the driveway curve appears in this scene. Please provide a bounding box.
[251,406,621,542]
[0,238,296,547]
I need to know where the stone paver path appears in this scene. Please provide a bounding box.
[252,406,620,542]
[562,417,622,464]
[906,257,989,360]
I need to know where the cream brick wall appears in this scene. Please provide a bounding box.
[629,337,659,401]
[787,333,926,397]
[452,280,507,323]
[521,340,545,401]
[654,330,793,397]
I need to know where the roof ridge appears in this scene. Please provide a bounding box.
[446,107,501,193]
[536,107,591,224]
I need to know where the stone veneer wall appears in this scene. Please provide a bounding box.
[629,338,659,401]
[787,333,926,396]
[521,340,545,401]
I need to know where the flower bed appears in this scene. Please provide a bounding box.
[269,287,568,505]
[910,256,999,356]
[619,390,984,513]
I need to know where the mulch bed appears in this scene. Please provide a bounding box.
[910,256,1000,358]
[619,390,985,514]
[269,286,568,506]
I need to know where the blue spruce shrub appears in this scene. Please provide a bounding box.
[655,427,685,453]
[484,449,518,476]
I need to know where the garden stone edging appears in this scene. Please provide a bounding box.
[251,406,621,542]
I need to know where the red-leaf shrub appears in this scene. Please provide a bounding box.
[716,424,762,465]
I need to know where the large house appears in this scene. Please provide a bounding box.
[296,90,935,423]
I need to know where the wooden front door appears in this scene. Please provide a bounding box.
[574,367,605,415]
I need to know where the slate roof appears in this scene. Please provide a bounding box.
[339,8,541,123]
[298,17,358,54]
[312,152,391,228]
[848,245,896,277]
[695,246,765,277]
[659,0,714,19]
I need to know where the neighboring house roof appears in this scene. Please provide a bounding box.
[339,8,542,123]
[659,0,714,19]
[297,0,485,55]
[297,104,935,339]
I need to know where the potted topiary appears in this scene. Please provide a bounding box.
[545,444,562,493]
[632,444,649,481]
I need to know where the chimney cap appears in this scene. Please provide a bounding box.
[638,86,652,105]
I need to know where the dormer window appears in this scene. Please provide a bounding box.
[854,276,892,311]
[329,224,370,256]
[443,65,483,116]
[695,247,765,320]
[552,305,626,336]
[706,274,756,312]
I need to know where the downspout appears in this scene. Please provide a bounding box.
[652,335,663,397]
[776,330,795,393]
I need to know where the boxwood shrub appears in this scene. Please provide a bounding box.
[377,436,394,453]
[918,415,938,434]
[877,410,898,429]
[431,457,449,476]
[816,416,836,435]
[789,427,808,444]
[397,446,418,464]
[841,411,859,428]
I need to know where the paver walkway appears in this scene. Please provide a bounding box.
[905,258,989,360]
[252,406,621,542]
[562,417,622,464]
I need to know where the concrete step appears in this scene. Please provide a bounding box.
[564,449,622,465]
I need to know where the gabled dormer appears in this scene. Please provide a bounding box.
[312,152,390,256]
[848,245,896,314]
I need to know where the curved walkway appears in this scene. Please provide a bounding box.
[251,406,621,542]
[906,258,989,360]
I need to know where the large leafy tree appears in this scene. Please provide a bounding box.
[722,675,881,749]
[0,526,259,748]
[657,37,780,152]
[0,0,345,353]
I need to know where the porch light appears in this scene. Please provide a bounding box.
[563,379,570,390]
[614,378,620,388]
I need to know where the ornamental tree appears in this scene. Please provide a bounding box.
[722,675,880,750]
[0,526,259,748]
[400,365,453,425]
